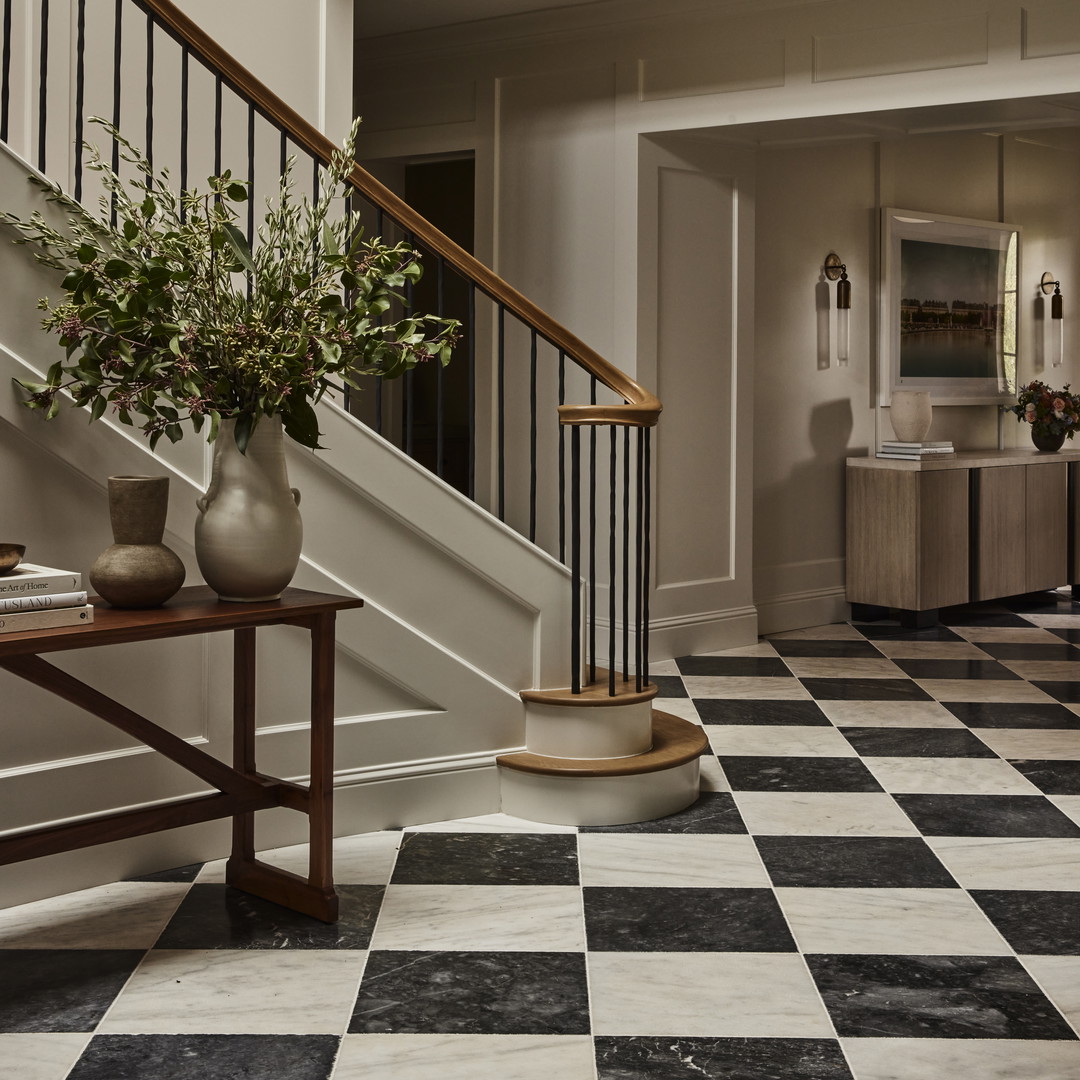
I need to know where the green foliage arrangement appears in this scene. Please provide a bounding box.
[1,118,458,452]
[1011,380,1080,439]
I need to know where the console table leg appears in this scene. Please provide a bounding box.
[850,603,890,622]
[900,608,939,629]
[231,628,257,865]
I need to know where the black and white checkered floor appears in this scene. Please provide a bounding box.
[3,593,1080,1079]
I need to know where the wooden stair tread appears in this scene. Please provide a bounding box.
[497,711,707,777]
[520,669,658,708]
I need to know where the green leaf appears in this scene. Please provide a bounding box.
[281,397,323,449]
[89,395,108,421]
[123,219,139,242]
[219,224,256,274]
[77,242,97,263]
[104,258,134,279]
[226,182,248,202]
[233,412,254,454]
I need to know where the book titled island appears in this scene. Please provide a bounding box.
[0,604,94,634]
[0,562,82,599]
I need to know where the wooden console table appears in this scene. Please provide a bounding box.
[847,448,1080,627]
[0,586,363,922]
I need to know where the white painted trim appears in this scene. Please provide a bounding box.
[755,585,849,635]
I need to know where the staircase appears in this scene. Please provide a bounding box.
[0,0,706,835]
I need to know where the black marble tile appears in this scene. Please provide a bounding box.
[854,624,965,642]
[942,701,1080,729]
[838,727,998,758]
[350,951,589,1034]
[768,639,885,659]
[649,675,687,698]
[971,890,1080,955]
[976,641,1080,662]
[692,698,832,726]
[580,791,747,834]
[1008,759,1080,795]
[799,678,934,701]
[999,591,1080,615]
[1031,681,1080,704]
[755,836,957,888]
[891,658,1021,681]
[0,951,143,1033]
[676,655,790,677]
[718,756,884,792]
[806,954,1076,1039]
[391,832,578,885]
[894,794,1080,838]
[940,610,1037,628]
[152,884,383,949]
[67,1035,340,1080]
[125,863,203,883]
[1048,627,1080,645]
[594,1037,854,1080]
[583,886,796,952]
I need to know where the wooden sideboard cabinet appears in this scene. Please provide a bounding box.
[846,448,1080,626]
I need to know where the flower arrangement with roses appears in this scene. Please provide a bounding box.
[1011,380,1080,439]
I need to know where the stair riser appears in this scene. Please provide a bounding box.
[524,699,653,759]
[499,760,701,827]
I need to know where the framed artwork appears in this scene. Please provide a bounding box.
[879,207,1019,405]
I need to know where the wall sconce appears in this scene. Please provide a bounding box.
[824,253,851,365]
[1041,271,1064,368]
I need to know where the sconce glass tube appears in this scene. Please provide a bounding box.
[825,254,850,366]
[1042,272,1064,368]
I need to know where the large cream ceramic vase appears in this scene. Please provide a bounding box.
[889,390,933,443]
[195,417,302,602]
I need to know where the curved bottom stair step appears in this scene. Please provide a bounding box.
[497,711,708,827]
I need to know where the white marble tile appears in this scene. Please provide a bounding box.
[926,837,1080,890]
[953,626,1066,643]
[406,814,576,834]
[774,887,1009,955]
[1020,614,1080,628]
[1001,660,1080,681]
[706,642,781,657]
[974,729,1080,760]
[863,756,1043,795]
[648,659,681,676]
[840,1038,1080,1080]
[872,640,992,659]
[781,657,906,679]
[1067,703,1080,718]
[0,1035,90,1080]
[767,624,865,640]
[697,753,730,792]
[1022,956,1080,1036]
[98,950,365,1034]
[817,700,964,728]
[705,725,857,757]
[1050,795,1080,827]
[588,952,833,1037]
[914,679,1057,703]
[733,792,920,836]
[681,676,811,700]
[652,697,703,725]
[577,833,769,888]
[371,885,584,951]
[197,831,402,885]
[333,1035,597,1080]
[0,883,188,949]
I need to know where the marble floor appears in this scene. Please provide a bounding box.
[2,592,1080,1079]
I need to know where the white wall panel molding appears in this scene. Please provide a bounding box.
[1022,2,1080,59]
[755,585,848,636]
[639,40,786,102]
[647,605,759,659]
[358,82,478,134]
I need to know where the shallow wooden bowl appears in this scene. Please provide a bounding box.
[0,544,26,575]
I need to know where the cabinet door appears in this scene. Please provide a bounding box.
[917,470,969,609]
[975,466,1027,601]
[1026,462,1067,591]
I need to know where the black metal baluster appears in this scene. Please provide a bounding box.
[403,228,414,460]
[643,426,652,687]
[246,103,255,245]
[213,74,221,179]
[73,0,86,201]
[1,0,12,143]
[279,127,286,175]
[558,351,566,563]
[467,284,476,500]
[529,330,537,543]
[374,206,385,435]
[179,45,189,220]
[110,0,122,226]
[622,425,630,682]
[588,378,597,685]
[608,426,617,696]
[497,305,506,521]
[570,424,582,695]
[635,429,644,692]
[436,256,445,478]
[37,0,48,173]
[144,12,153,187]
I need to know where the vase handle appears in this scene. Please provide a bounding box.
[291,487,301,507]
[196,494,209,514]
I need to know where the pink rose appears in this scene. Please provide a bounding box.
[1054,398,1066,412]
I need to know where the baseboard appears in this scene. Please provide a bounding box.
[0,756,504,910]
[645,605,759,660]
[755,585,848,636]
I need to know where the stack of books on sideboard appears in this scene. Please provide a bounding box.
[0,563,93,634]
[876,440,955,461]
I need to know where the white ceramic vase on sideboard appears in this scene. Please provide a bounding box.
[889,390,933,442]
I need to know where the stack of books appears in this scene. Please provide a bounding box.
[877,440,956,461]
[0,562,93,634]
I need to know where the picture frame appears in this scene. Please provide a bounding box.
[879,207,1020,406]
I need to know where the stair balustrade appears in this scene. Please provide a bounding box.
[0,0,660,696]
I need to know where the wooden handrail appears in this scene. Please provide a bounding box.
[135,0,660,428]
